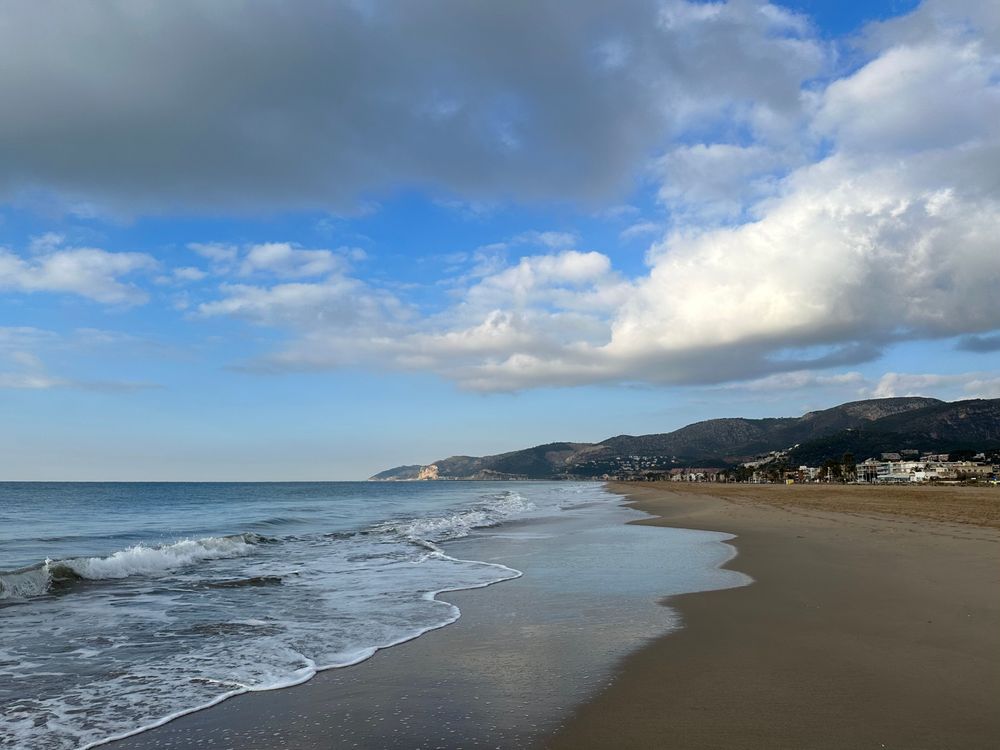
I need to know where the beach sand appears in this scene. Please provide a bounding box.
[548,482,1000,749]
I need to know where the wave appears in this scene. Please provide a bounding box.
[371,490,535,543]
[248,516,308,529]
[0,533,264,601]
[0,491,536,603]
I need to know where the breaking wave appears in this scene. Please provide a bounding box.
[0,533,264,600]
[0,491,531,603]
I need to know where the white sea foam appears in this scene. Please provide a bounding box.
[375,490,536,541]
[66,534,258,580]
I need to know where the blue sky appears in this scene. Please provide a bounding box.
[1,0,998,479]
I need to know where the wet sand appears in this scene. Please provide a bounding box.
[548,482,1000,749]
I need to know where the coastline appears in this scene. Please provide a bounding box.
[547,482,1000,749]
[89,482,1000,749]
[105,490,744,750]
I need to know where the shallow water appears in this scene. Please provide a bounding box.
[0,482,749,749]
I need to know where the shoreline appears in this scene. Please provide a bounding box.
[106,490,743,750]
[546,482,1000,749]
[88,482,1000,749]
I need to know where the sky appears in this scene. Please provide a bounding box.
[1,0,999,480]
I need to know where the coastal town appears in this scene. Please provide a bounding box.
[603,450,1000,485]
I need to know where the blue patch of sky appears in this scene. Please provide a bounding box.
[779,0,922,38]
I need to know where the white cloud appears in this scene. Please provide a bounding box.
[870,371,1000,400]
[189,242,238,266]
[198,276,405,331]
[965,377,1000,399]
[469,251,613,297]
[0,240,156,304]
[196,247,624,384]
[722,370,866,393]
[655,143,792,223]
[239,242,343,278]
[615,152,1000,358]
[173,266,208,282]
[189,241,359,279]
[27,232,66,254]
[816,42,1000,154]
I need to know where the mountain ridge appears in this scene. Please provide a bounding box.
[370,397,1000,480]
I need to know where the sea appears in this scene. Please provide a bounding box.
[0,481,748,750]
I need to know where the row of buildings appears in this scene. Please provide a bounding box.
[609,452,999,484]
[854,457,996,484]
[748,452,998,484]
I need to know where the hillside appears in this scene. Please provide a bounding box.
[789,399,1000,465]
[369,396,1000,480]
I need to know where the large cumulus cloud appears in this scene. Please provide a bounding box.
[190,0,1000,391]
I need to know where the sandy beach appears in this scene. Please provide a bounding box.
[549,482,1000,749]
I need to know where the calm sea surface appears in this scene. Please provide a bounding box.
[0,481,745,749]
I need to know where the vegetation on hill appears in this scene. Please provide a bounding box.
[370,397,1000,480]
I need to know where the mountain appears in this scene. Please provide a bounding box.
[370,397,1000,480]
[788,398,1000,464]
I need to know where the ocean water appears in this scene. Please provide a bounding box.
[0,481,745,750]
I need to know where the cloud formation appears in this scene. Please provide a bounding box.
[182,0,1000,392]
[0,237,156,305]
[0,0,823,215]
[2,1,998,395]
[870,372,1000,400]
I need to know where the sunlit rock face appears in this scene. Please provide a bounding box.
[417,465,440,481]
